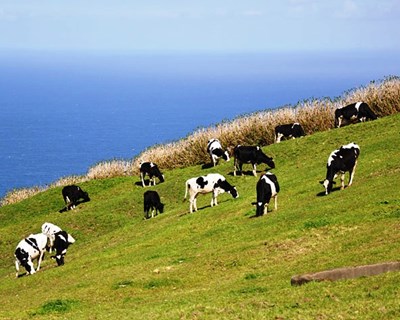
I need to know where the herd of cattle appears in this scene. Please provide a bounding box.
[14,101,375,277]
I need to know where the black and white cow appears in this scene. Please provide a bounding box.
[255,172,280,216]
[143,190,164,219]
[275,123,305,143]
[51,231,76,266]
[61,185,90,211]
[206,138,230,166]
[140,162,165,187]
[41,222,62,252]
[320,142,360,195]
[15,233,48,277]
[233,145,275,176]
[335,102,377,128]
[184,173,238,213]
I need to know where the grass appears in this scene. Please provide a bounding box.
[0,113,399,319]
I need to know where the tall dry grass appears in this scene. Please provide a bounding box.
[2,76,400,206]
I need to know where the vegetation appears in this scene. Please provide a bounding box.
[2,76,400,206]
[0,112,399,319]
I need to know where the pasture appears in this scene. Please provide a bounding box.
[0,113,399,319]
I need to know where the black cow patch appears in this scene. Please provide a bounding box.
[196,177,208,189]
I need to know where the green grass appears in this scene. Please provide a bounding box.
[1,114,400,319]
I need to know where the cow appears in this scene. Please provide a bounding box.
[320,142,360,195]
[41,222,62,252]
[206,138,230,166]
[144,190,164,219]
[140,162,164,187]
[61,185,90,211]
[255,172,280,216]
[335,102,377,128]
[15,233,48,277]
[233,145,275,176]
[184,173,238,213]
[275,123,305,143]
[50,231,76,266]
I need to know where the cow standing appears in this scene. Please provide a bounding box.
[255,172,280,216]
[15,233,48,277]
[207,138,230,166]
[143,190,164,219]
[184,173,238,213]
[335,102,377,128]
[320,143,360,195]
[61,185,90,211]
[140,162,164,187]
[51,231,76,266]
[275,123,305,143]
[233,145,275,176]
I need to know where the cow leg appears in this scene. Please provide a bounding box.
[274,195,278,211]
[348,161,357,187]
[340,173,345,190]
[252,163,257,176]
[233,159,238,176]
[15,259,20,278]
[36,250,44,271]
[151,208,155,218]
[141,172,146,187]
[276,133,283,143]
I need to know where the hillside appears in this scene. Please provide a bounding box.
[1,114,399,319]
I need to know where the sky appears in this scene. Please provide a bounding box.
[0,0,399,54]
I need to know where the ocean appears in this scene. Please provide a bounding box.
[1,50,399,198]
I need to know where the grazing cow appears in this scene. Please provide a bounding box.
[140,162,164,187]
[275,123,305,143]
[184,173,238,213]
[320,143,360,195]
[15,233,48,277]
[51,231,76,266]
[41,222,62,252]
[255,172,280,216]
[61,185,90,211]
[335,102,377,128]
[233,145,275,176]
[207,138,230,166]
[143,190,164,219]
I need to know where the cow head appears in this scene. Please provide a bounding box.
[83,191,90,202]
[15,248,33,274]
[319,179,336,195]
[229,187,239,199]
[158,202,165,214]
[222,151,230,162]
[256,202,265,217]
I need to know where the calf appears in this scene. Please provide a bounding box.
[41,222,62,252]
[335,102,377,128]
[15,233,48,277]
[275,123,305,143]
[320,142,360,195]
[51,231,76,266]
[184,173,238,213]
[255,172,280,216]
[61,185,90,211]
[140,162,164,187]
[144,190,164,219]
[233,145,275,176]
[207,138,230,166]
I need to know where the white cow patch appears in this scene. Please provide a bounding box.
[261,174,277,196]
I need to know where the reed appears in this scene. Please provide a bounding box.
[2,76,399,206]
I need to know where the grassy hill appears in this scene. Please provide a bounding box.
[1,114,399,319]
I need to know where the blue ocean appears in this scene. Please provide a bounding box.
[1,50,399,198]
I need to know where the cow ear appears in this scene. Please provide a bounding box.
[319,180,324,184]
[251,202,257,206]
[332,181,336,184]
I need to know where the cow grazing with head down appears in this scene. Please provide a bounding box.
[140,162,164,187]
[41,222,62,252]
[144,190,164,219]
[320,143,360,195]
[335,102,377,128]
[184,173,238,213]
[207,138,230,166]
[233,145,275,176]
[255,172,280,216]
[15,233,48,277]
[275,123,305,143]
[61,185,90,211]
[51,231,76,266]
